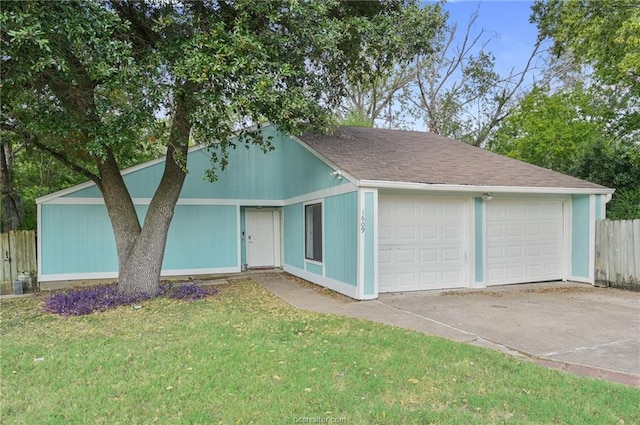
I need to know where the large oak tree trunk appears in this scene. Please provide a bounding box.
[0,142,25,232]
[98,93,191,295]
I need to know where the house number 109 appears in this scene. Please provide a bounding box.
[360,210,366,233]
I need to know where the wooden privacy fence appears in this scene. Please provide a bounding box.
[595,219,640,290]
[1,230,37,293]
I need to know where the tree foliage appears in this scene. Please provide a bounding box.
[490,85,604,175]
[339,6,544,144]
[339,2,445,128]
[511,0,640,219]
[532,0,639,95]
[1,0,400,294]
[408,10,543,147]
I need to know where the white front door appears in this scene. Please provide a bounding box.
[245,209,280,268]
[485,199,564,285]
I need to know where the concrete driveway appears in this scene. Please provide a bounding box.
[378,282,640,380]
[253,273,639,386]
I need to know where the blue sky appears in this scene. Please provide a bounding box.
[440,1,541,78]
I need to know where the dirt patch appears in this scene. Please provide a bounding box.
[520,286,594,294]
[440,285,596,297]
[440,290,504,298]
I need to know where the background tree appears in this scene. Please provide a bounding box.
[491,0,640,219]
[489,84,604,175]
[407,10,544,147]
[338,2,445,128]
[0,136,24,232]
[1,0,401,294]
[532,0,639,95]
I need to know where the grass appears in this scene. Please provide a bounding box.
[1,279,638,424]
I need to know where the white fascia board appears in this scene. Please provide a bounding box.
[358,180,616,195]
[288,135,359,184]
[36,180,98,204]
[43,197,286,206]
[283,183,358,206]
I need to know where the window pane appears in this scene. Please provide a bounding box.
[305,203,322,261]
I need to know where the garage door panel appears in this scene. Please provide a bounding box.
[396,248,417,263]
[397,226,418,241]
[526,245,541,256]
[419,226,438,239]
[486,200,564,286]
[506,246,523,259]
[379,196,468,293]
[420,248,438,262]
[378,227,393,243]
[442,247,463,262]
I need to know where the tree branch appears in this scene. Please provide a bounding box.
[7,123,101,184]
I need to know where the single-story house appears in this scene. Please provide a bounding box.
[36,125,614,299]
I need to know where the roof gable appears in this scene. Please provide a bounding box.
[37,125,353,204]
[298,127,608,191]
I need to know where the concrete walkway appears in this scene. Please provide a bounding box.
[250,271,640,388]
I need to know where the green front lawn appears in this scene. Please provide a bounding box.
[1,280,638,424]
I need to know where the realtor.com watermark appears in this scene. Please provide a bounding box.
[292,416,347,424]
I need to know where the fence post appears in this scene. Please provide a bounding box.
[0,230,38,294]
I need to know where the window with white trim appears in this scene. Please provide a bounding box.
[304,203,323,262]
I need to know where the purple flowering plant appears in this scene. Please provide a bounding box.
[43,281,218,316]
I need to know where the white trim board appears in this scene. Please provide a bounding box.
[41,184,358,207]
[359,180,615,195]
[283,264,360,300]
[38,266,241,283]
[42,197,286,206]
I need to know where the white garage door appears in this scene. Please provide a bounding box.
[486,200,564,286]
[379,195,468,292]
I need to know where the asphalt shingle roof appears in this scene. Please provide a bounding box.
[298,126,607,190]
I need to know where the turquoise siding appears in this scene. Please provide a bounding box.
[45,125,360,282]
[325,192,358,286]
[572,194,590,278]
[40,204,118,274]
[283,137,349,199]
[283,204,304,269]
[64,127,348,202]
[163,205,238,269]
[363,192,375,295]
[305,261,324,275]
[179,131,284,200]
[41,204,238,275]
[474,197,484,283]
[595,194,603,220]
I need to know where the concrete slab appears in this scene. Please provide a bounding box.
[251,273,640,387]
[378,283,640,378]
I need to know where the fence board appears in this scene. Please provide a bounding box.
[1,233,11,286]
[595,219,639,290]
[0,230,37,294]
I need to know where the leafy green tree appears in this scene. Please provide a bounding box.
[528,0,640,219]
[1,0,395,294]
[491,83,640,219]
[490,85,603,175]
[532,0,639,95]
